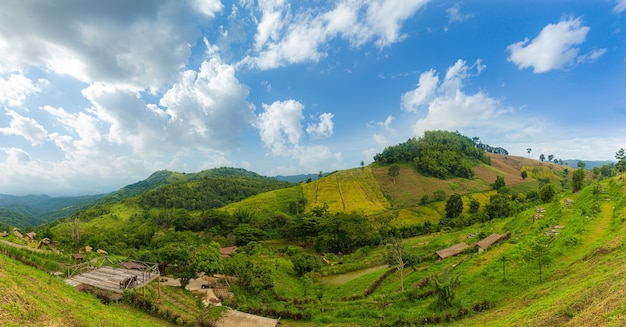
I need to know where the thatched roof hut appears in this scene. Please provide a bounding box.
[476,232,511,253]
[435,242,468,259]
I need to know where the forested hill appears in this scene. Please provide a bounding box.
[0,194,104,228]
[136,172,294,211]
[98,167,290,205]
[373,130,494,178]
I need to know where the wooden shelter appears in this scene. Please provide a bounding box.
[475,232,511,253]
[24,232,37,242]
[435,242,468,260]
[221,246,237,257]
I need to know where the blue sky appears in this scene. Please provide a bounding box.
[0,0,625,195]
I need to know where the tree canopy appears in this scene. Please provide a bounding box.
[373,130,494,179]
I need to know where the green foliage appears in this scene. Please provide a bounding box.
[373,130,490,179]
[493,176,505,190]
[138,174,293,210]
[290,252,321,276]
[445,194,464,218]
[485,195,512,219]
[538,184,556,203]
[468,197,480,213]
[433,189,447,201]
[572,168,585,192]
[223,252,273,294]
[430,269,460,310]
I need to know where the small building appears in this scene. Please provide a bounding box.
[221,246,237,257]
[24,232,37,242]
[475,232,511,253]
[72,253,84,263]
[435,242,468,260]
[12,228,23,239]
[545,225,565,237]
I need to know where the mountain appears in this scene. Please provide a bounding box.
[562,159,615,169]
[9,144,626,326]
[0,193,104,228]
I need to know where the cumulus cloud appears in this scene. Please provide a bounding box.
[401,59,513,135]
[0,110,49,145]
[242,0,429,69]
[506,17,601,73]
[0,74,47,107]
[0,0,222,91]
[256,99,341,172]
[256,99,305,156]
[306,113,334,138]
[1,147,32,164]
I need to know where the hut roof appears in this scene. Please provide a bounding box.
[476,232,511,250]
[435,242,468,259]
[221,246,237,257]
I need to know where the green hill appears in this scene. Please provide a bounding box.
[0,252,172,326]
[18,134,626,326]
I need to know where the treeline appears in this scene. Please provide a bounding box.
[373,130,493,178]
[138,176,294,210]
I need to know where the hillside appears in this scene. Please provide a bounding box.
[0,194,104,228]
[0,252,172,326]
[19,141,625,326]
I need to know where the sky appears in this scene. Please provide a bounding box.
[0,0,625,196]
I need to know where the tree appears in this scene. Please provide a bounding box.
[538,184,556,203]
[521,171,528,180]
[493,176,506,190]
[539,154,545,162]
[486,195,512,219]
[526,236,553,282]
[572,168,585,192]
[290,252,321,276]
[527,148,532,158]
[192,242,223,276]
[360,160,365,169]
[431,269,460,309]
[388,164,400,185]
[445,194,464,218]
[158,243,194,288]
[577,161,585,169]
[468,197,480,214]
[386,238,406,292]
[548,154,554,162]
[616,148,626,180]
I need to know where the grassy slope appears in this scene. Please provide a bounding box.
[0,253,172,327]
[268,175,625,326]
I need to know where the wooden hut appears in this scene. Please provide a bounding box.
[475,232,511,253]
[435,242,468,260]
[221,246,237,257]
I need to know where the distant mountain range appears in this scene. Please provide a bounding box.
[0,193,104,228]
[562,159,615,169]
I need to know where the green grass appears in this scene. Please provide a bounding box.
[0,253,173,326]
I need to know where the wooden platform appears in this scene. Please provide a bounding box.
[65,266,159,293]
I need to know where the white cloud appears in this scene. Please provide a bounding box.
[615,0,626,14]
[401,59,513,135]
[256,99,304,156]
[306,113,334,138]
[447,3,472,24]
[577,48,607,64]
[401,69,438,112]
[507,17,591,73]
[0,1,222,91]
[0,74,46,107]
[1,147,32,164]
[0,110,49,145]
[242,0,429,69]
